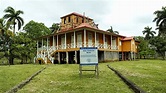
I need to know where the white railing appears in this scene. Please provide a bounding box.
[37,44,118,53]
[76,42,83,48]
[36,43,118,64]
[111,45,118,50]
[70,43,74,48]
[87,42,95,47]
[36,46,57,64]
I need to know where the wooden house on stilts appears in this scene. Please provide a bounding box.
[35,12,139,64]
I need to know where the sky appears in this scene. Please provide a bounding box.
[0,0,166,37]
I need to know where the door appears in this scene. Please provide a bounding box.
[61,35,65,49]
[71,34,74,48]
[88,32,92,47]
[77,33,82,47]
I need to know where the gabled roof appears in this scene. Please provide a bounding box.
[76,23,98,29]
[121,37,134,41]
[60,12,92,20]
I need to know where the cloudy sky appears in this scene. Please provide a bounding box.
[0,0,166,36]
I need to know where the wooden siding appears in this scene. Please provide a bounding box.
[122,40,131,52]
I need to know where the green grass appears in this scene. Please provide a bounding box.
[1,60,165,93]
[18,64,132,93]
[0,64,45,93]
[109,60,166,93]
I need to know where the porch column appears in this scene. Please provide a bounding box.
[53,35,55,48]
[44,51,46,63]
[74,31,76,48]
[103,34,105,48]
[57,35,58,49]
[42,39,43,57]
[95,31,96,47]
[42,39,43,51]
[47,37,48,52]
[58,52,60,64]
[134,52,135,60]
[37,40,38,57]
[111,35,112,49]
[84,29,86,47]
[66,52,68,64]
[75,51,77,64]
[65,33,66,49]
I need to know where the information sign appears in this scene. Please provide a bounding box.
[80,47,98,65]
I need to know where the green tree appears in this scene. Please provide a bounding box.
[3,6,24,35]
[0,18,13,64]
[135,36,155,59]
[142,26,156,40]
[113,31,119,34]
[22,20,51,63]
[152,6,166,60]
[107,26,113,33]
[12,32,35,63]
[23,20,51,39]
[149,36,166,60]
[0,18,11,35]
[153,6,166,36]
[107,26,119,34]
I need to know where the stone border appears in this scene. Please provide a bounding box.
[107,65,146,93]
[6,66,47,93]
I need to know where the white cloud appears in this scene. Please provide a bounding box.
[0,0,166,36]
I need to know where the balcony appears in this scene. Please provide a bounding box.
[37,42,118,53]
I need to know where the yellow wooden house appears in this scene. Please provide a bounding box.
[35,12,139,64]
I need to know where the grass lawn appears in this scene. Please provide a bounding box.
[0,64,45,93]
[1,60,165,93]
[109,60,166,93]
[18,64,132,93]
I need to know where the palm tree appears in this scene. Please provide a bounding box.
[107,26,113,33]
[142,26,156,40]
[107,26,119,34]
[113,31,119,34]
[153,6,166,36]
[0,18,11,35]
[3,6,24,35]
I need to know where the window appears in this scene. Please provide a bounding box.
[68,16,70,23]
[76,17,78,23]
[119,41,121,46]
[64,18,66,24]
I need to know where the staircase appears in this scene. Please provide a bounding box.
[35,46,55,64]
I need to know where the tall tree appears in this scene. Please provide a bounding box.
[23,20,51,39]
[3,6,24,35]
[149,36,166,60]
[22,20,51,63]
[0,18,11,35]
[0,18,12,60]
[107,26,113,33]
[107,26,119,34]
[153,6,166,36]
[142,26,156,40]
[12,32,34,63]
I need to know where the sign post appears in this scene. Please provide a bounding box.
[79,47,99,78]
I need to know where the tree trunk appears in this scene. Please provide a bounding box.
[26,55,28,63]
[13,23,16,35]
[9,56,14,65]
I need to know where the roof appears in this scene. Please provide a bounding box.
[76,23,97,29]
[121,37,134,41]
[61,12,92,20]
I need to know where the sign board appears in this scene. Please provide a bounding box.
[80,47,98,65]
